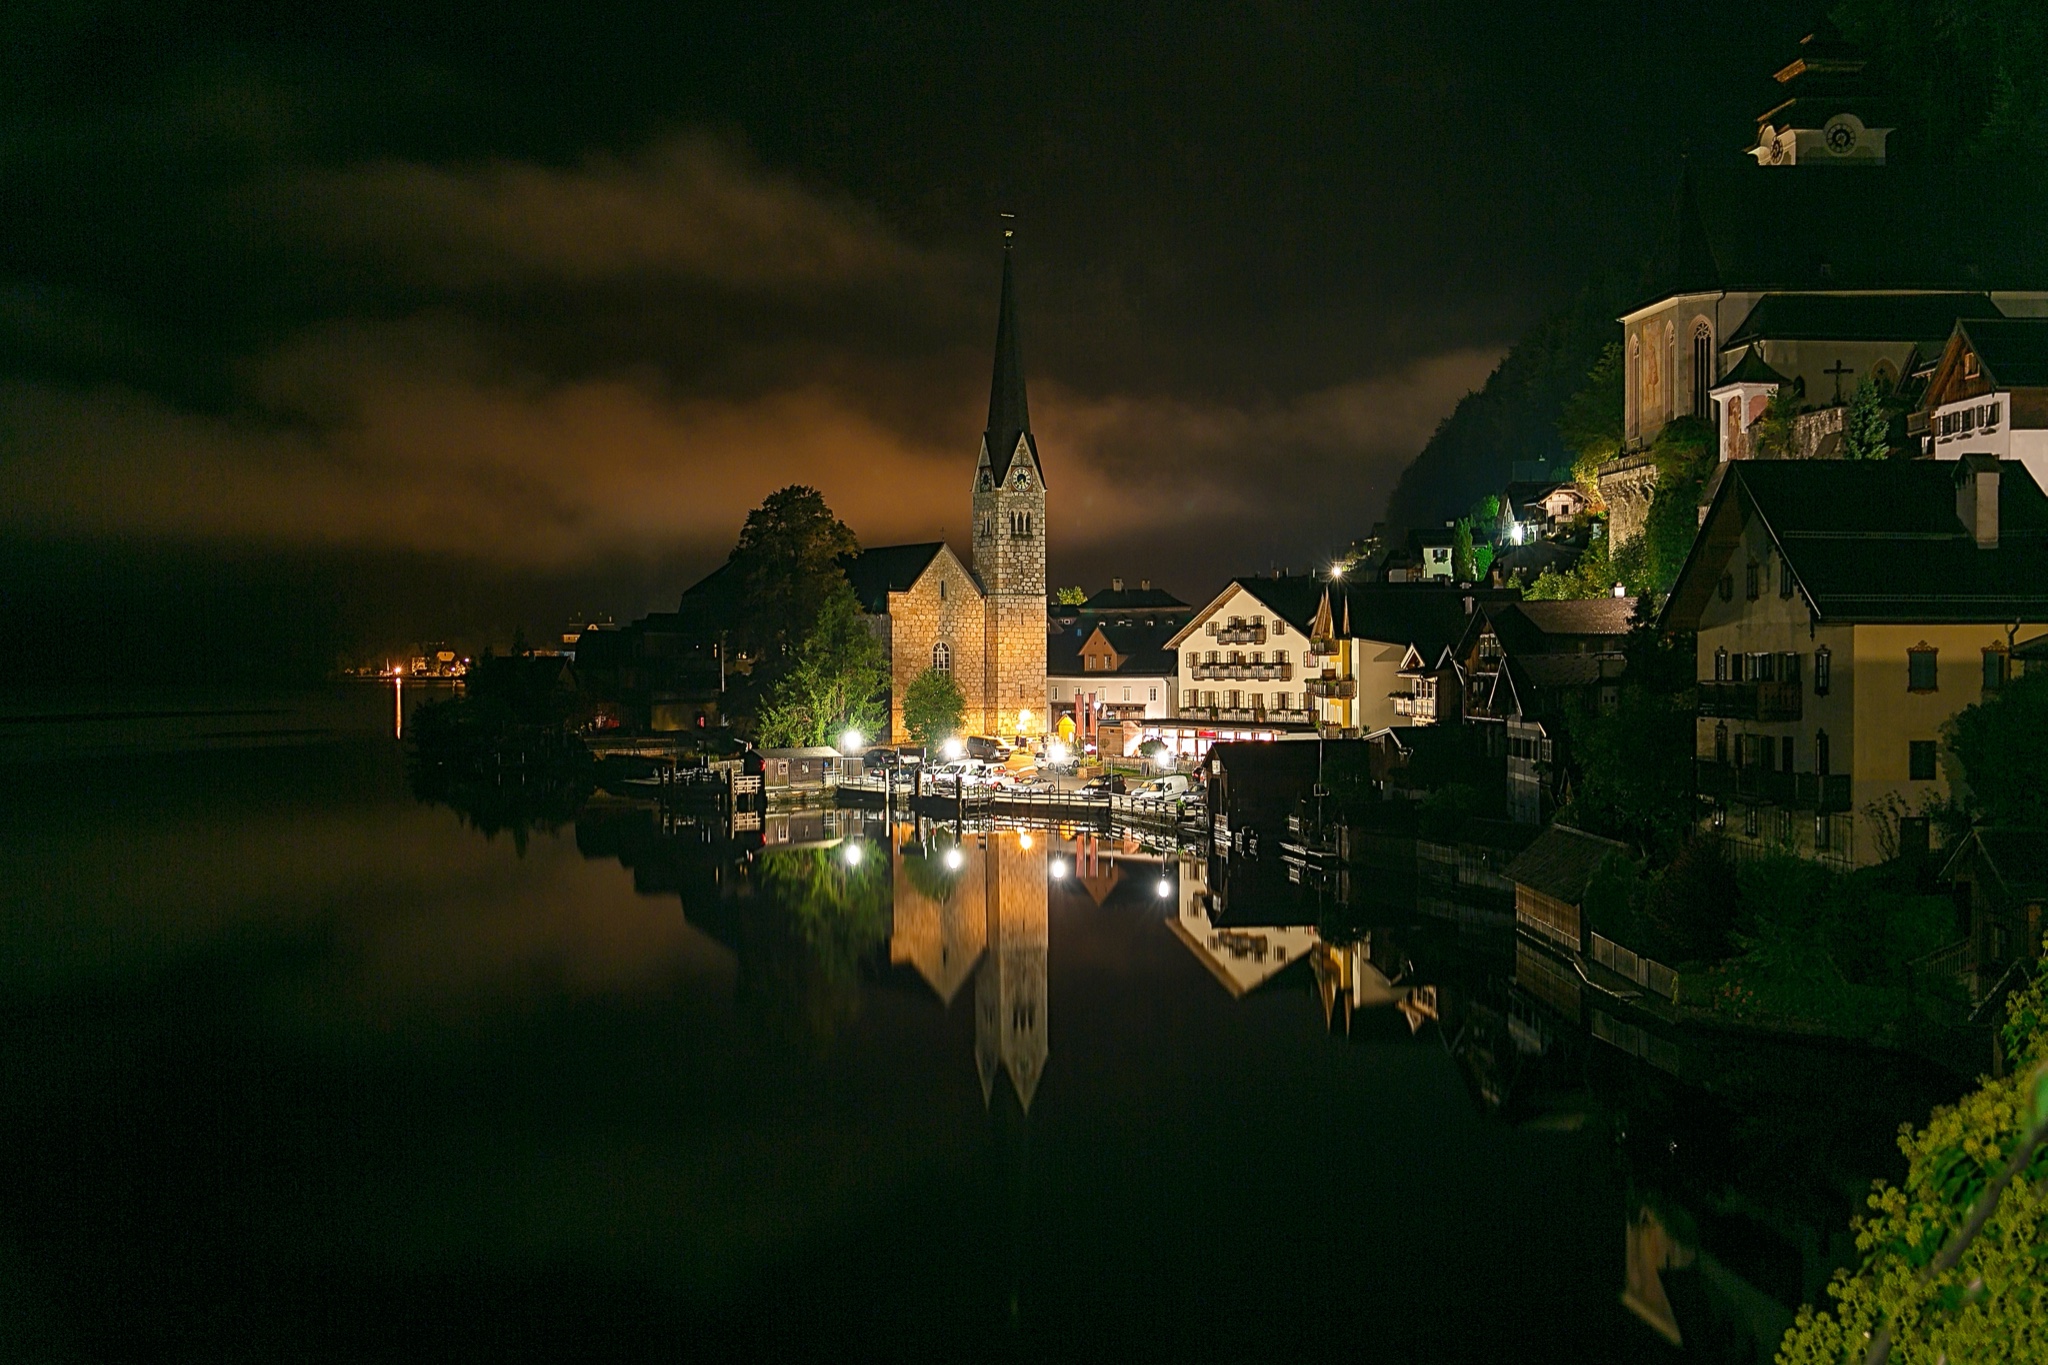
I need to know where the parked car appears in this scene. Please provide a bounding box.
[965,736,1011,763]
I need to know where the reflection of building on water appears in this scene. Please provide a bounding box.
[1310,937,1438,1035]
[1167,866,1316,998]
[976,832,1048,1111]
[888,826,1048,1112]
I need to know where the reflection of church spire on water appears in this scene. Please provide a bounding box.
[975,833,1048,1112]
[887,827,1048,1112]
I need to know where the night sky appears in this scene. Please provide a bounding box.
[4,0,1821,658]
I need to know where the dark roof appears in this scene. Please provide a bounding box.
[1958,317,2048,389]
[1647,167,2048,302]
[842,543,946,613]
[1505,824,1631,904]
[1082,584,1188,612]
[1502,480,1563,518]
[1725,293,1999,352]
[1943,827,2048,896]
[1665,461,2048,626]
[1719,347,1791,386]
[1206,578,1504,655]
[2014,632,2048,661]
[1047,619,1180,678]
[983,241,1039,484]
[1508,598,1639,639]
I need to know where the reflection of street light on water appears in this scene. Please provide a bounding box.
[1018,833,1033,849]
[1049,858,1068,878]
[943,847,965,871]
[1156,876,1173,898]
[841,842,864,867]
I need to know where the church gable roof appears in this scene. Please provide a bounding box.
[1725,292,2001,352]
[840,542,949,614]
[1640,168,2048,305]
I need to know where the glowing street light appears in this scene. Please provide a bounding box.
[840,728,865,754]
[1330,562,1346,579]
[942,737,965,761]
[1017,708,1034,734]
[1048,740,1070,764]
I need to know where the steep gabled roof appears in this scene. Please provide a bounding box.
[1958,317,2048,389]
[1664,462,2048,628]
[841,542,947,614]
[1716,347,1791,388]
[1082,584,1188,612]
[1506,824,1631,905]
[1047,619,1179,678]
[1725,292,2000,352]
[1639,168,2048,305]
[983,240,1041,485]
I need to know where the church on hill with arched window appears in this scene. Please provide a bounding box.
[840,233,1050,744]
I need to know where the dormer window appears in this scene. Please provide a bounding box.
[1963,351,1979,379]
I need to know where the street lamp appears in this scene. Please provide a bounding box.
[840,727,864,753]
[942,737,965,761]
[1330,562,1345,579]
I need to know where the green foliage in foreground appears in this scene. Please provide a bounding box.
[755,587,889,747]
[903,666,965,750]
[1779,944,2048,1364]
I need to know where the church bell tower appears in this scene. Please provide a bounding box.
[970,226,1048,738]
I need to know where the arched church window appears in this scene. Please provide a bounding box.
[1628,335,1642,439]
[1872,358,1898,391]
[933,642,951,674]
[1692,321,1713,419]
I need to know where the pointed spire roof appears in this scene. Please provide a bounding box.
[984,229,1041,483]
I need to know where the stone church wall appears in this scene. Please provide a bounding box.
[1599,456,1660,549]
[882,549,988,744]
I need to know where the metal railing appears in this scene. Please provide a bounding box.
[1304,676,1356,700]
[1214,625,1266,644]
[1694,761,1850,811]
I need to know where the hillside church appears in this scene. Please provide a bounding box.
[843,234,1051,744]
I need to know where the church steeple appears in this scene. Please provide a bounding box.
[983,226,1039,483]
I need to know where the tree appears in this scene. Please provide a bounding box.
[1779,941,2048,1364]
[1845,376,1895,460]
[1052,585,1088,606]
[903,667,965,749]
[727,485,861,675]
[1451,519,1476,582]
[1560,339,1627,499]
[1944,668,2048,827]
[754,586,889,748]
[1560,604,1698,854]
[1750,384,1801,459]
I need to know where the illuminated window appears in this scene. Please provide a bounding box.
[1908,646,1938,693]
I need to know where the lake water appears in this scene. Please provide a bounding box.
[0,684,1946,1362]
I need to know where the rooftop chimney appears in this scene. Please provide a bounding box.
[1140,578,1151,590]
[1111,577,1124,592]
[1956,454,2001,549]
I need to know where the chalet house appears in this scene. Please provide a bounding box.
[1662,459,2048,868]
[758,746,848,793]
[1383,528,1458,583]
[1501,481,1588,543]
[1046,618,1178,749]
[1454,597,1636,824]
[1919,317,2048,496]
[1157,577,1501,760]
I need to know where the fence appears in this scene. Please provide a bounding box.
[1590,932,1681,1002]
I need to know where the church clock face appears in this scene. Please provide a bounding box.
[978,470,993,490]
[1011,469,1031,490]
[1823,115,1859,155]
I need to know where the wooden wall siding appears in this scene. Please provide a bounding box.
[1516,885,1582,952]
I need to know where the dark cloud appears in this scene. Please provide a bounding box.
[0,0,1817,652]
